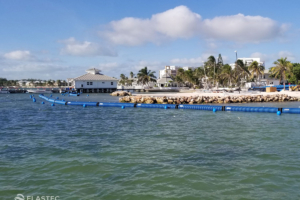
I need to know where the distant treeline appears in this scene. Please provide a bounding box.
[0,78,68,87]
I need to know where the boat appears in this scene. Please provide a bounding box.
[27,88,53,94]
[0,88,10,94]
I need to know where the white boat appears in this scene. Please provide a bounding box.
[27,89,53,94]
[0,88,10,94]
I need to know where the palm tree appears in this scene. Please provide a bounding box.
[235,59,250,87]
[220,64,235,87]
[271,57,293,89]
[248,61,265,82]
[130,72,135,78]
[137,67,156,85]
[119,74,126,85]
[173,75,183,87]
[207,56,216,84]
[56,80,61,87]
[193,67,205,88]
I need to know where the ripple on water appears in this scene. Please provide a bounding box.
[1,94,300,199]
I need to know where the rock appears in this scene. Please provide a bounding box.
[111,91,131,96]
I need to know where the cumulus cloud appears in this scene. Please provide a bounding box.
[278,51,295,61]
[2,63,68,72]
[100,5,288,46]
[202,14,285,43]
[59,37,117,57]
[250,52,270,62]
[3,50,33,60]
[251,51,295,63]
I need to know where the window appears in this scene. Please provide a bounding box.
[81,84,83,87]
[111,82,113,85]
[90,82,93,85]
[87,82,89,85]
[102,82,105,84]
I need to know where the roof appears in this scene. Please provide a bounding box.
[74,73,118,81]
[157,73,173,83]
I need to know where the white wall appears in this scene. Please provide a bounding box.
[75,80,118,89]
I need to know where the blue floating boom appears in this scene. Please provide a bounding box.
[37,95,300,115]
[67,101,98,106]
[178,104,222,111]
[282,108,300,114]
[225,106,278,113]
[55,100,67,105]
[99,102,135,108]
[136,103,176,109]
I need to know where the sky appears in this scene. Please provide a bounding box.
[0,0,299,80]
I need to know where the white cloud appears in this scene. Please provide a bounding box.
[59,37,117,57]
[98,62,119,71]
[93,60,163,78]
[202,14,284,43]
[251,51,295,63]
[3,50,33,60]
[2,63,68,72]
[278,51,295,61]
[250,52,270,62]
[100,5,288,46]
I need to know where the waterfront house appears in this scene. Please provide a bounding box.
[72,68,118,93]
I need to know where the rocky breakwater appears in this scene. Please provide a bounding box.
[111,91,132,96]
[119,94,300,104]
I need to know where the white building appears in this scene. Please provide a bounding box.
[230,58,265,69]
[159,66,180,79]
[159,66,195,79]
[73,68,118,93]
[245,69,280,88]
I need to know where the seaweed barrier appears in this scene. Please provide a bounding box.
[37,94,300,115]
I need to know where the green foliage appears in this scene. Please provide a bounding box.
[271,57,293,87]
[137,67,156,85]
[119,74,133,86]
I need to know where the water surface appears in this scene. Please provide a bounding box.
[1,94,300,199]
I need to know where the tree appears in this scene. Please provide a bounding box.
[137,67,156,85]
[271,57,293,89]
[287,63,300,84]
[119,74,127,86]
[220,64,235,87]
[235,59,250,86]
[130,72,135,78]
[56,80,61,86]
[217,54,223,66]
[248,61,265,81]
[207,56,216,84]
[293,63,300,84]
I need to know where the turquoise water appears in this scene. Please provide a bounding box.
[1,93,300,199]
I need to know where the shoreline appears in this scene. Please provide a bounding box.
[131,91,300,98]
[117,91,300,104]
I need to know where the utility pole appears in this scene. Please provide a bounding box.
[214,62,216,87]
[235,50,237,61]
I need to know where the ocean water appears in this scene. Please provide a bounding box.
[1,93,300,200]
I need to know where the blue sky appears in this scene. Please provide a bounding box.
[0,0,299,80]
